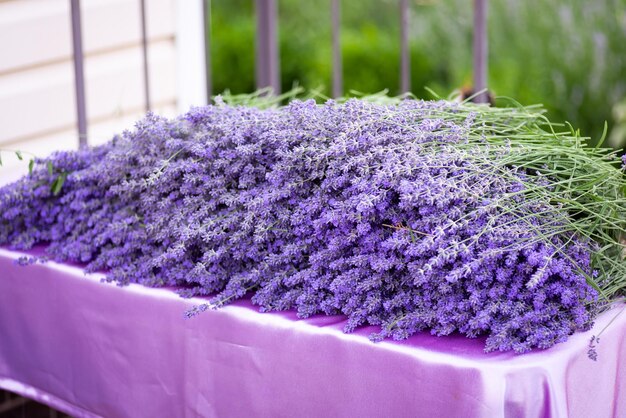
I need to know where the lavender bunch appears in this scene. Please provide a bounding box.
[1,97,624,353]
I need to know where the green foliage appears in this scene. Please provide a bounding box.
[211,0,256,94]
[0,149,61,191]
[610,98,626,148]
[210,0,626,146]
[0,149,35,171]
[51,172,67,196]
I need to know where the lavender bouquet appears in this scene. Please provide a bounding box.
[1,96,625,353]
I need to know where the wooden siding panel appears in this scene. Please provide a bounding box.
[0,0,179,181]
[0,0,71,74]
[0,103,177,183]
[0,0,175,74]
[0,40,176,145]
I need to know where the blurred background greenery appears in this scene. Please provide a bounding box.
[211,0,626,148]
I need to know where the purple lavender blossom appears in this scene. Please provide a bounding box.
[0,99,602,353]
[587,335,599,361]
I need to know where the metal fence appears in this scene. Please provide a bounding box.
[68,0,489,148]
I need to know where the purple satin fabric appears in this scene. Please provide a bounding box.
[0,248,624,418]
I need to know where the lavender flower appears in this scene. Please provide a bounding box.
[587,335,599,361]
[1,98,623,353]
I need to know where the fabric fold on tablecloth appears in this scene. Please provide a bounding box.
[0,248,624,418]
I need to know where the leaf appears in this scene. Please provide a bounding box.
[50,177,58,194]
[0,153,2,166]
[52,172,67,195]
[28,159,35,175]
[423,86,441,99]
[47,161,53,176]
[594,121,608,149]
[15,150,23,160]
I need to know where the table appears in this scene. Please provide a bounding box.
[0,248,624,418]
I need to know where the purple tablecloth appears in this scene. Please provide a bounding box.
[0,248,624,418]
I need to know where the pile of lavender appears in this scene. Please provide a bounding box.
[2,97,625,353]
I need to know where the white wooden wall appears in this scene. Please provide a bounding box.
[0,0,200,182]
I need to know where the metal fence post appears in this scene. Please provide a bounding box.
[203,0,212,102]
[70,0,88,147]
[399,0,411,94]
[140,0,151,112]
[255,0,280,94]
[331,0,342,98]
[473,0,488,103]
